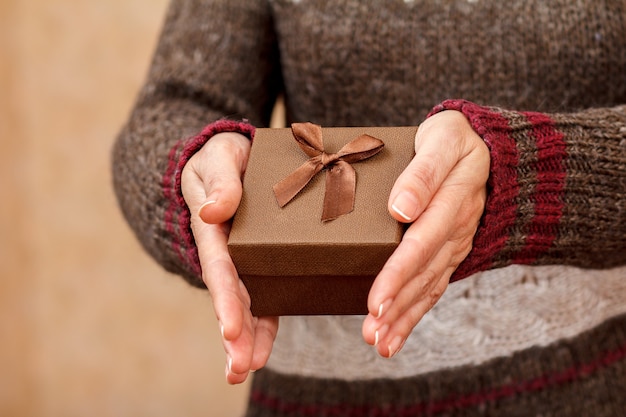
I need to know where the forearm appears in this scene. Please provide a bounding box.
[112,0,279,285]
[432,100,626,280]
[113,104,254,285]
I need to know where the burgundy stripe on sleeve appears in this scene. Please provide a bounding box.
[428,100,570,280]
[511,111,566,264]
[428,99,522,280]
[163,138,188,270]
[162,119,256,279]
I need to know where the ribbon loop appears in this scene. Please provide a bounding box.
[273,122,384,221]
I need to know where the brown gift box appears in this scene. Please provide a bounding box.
[227,125,417,316]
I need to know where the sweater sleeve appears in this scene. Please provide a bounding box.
[429,99,626,282]
[111,0,281,287]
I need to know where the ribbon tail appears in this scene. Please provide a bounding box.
[322,160,356,222]
[273,159,323,207]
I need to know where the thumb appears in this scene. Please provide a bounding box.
[388,156,440,223]
[388,120,461,223]
[188,132,251,224]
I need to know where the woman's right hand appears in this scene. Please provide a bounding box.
[181,132,278,385]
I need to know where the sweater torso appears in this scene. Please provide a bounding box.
[259,0,626,379]
[269,0,626,125]
[112,1,626,412]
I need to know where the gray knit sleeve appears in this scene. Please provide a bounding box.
[112,0,281,286]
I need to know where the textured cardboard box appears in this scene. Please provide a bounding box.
[228,125,417,315]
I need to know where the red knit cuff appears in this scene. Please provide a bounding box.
[428,100,567,281]
[162,119,256,281]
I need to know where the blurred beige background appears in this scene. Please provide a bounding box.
[1,0,252,415]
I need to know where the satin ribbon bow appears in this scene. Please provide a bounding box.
[273,122,384,221]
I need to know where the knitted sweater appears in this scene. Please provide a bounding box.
[112,1,626,415]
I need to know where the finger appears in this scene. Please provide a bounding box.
[368,190,460,317]
[225,365,250,385]
[224,310,256,378]
[192,220,247,341]
[222,282,263,385]
[388,126,462,223]
[193,218,258,383]
[363,238,453,347]
[222,310,253,386]
[194,133,251,224]
[378,265,453,358]
[225,342,252,385]
[250,316,279,371]
[225,315,278,384]
[364,238,456,354]
[370,145,488,317]
[365,178,477,347]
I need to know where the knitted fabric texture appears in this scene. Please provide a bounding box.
[247,312,626,417]
[111,0,626,415]
[266,265,626,381]
[162,120,255,285]
[113,0,626,285]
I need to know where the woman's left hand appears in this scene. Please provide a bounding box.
[362,110,490,358]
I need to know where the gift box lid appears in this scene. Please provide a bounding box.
[228,125,417,279]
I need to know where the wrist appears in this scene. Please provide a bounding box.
[162,119,256,283]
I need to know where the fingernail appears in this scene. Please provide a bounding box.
[375,299,392,319]
[198,200,217,217]
[374,323,389,347]
[219,321,225,339]
[227,355,233,374]
[387,335,405,358]
[391,192,418,222]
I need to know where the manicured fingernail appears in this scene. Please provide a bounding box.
[374,324,389,347]
[387,336,405,358]
[391,192,418,221]
[227,355,233,374]
[375,299,391,319]
[198,200,217,215]
[391,204,411,221]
